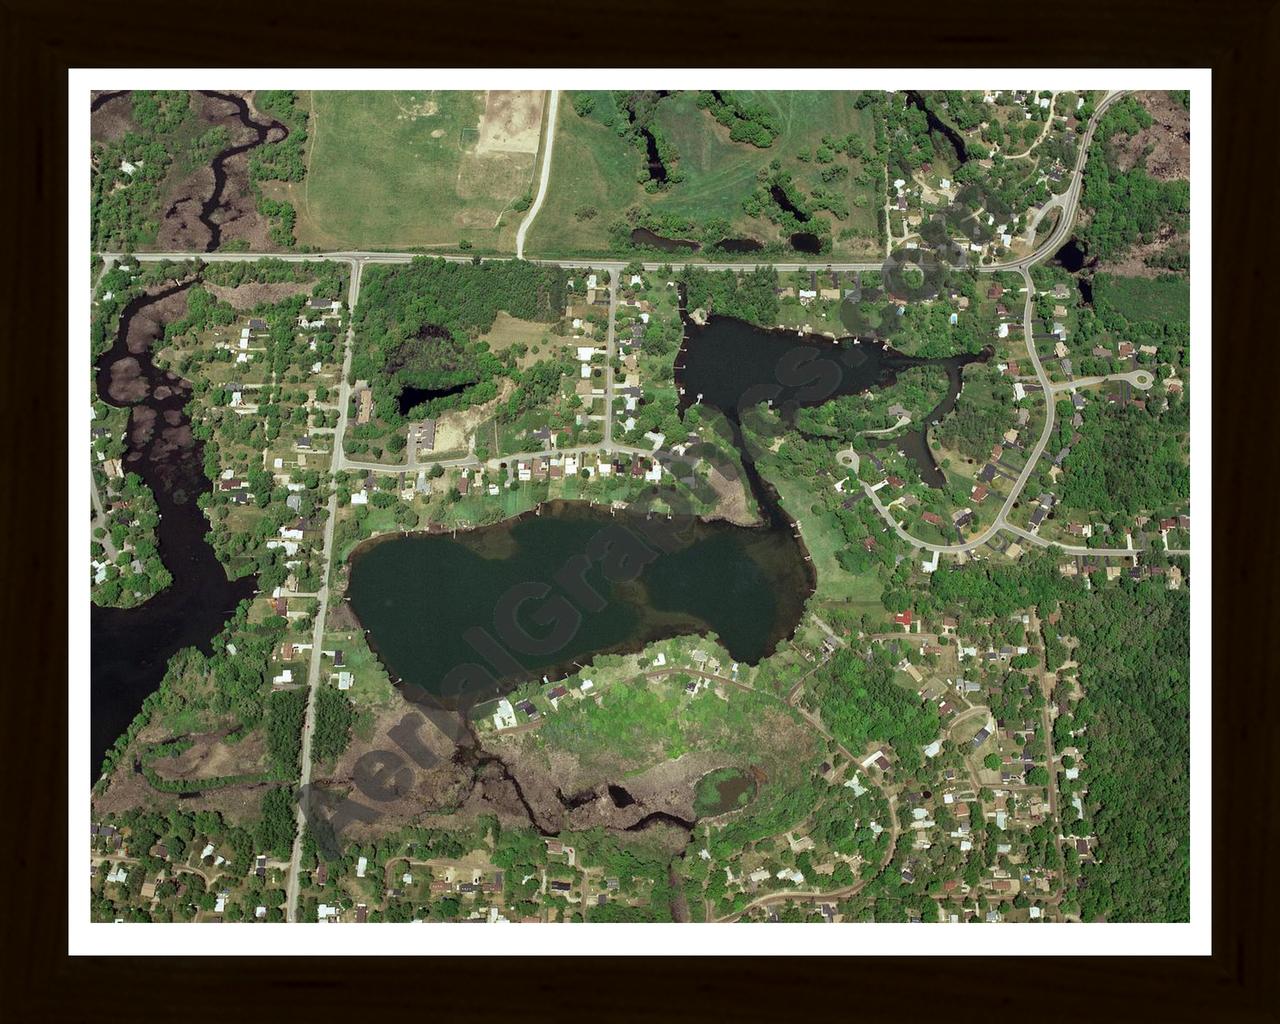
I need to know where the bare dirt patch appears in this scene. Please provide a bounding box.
[93,766,273,825]
[313,697,481,837]
[392,95,439,120]
[434,381,515,452]
[206,281,314,309]
[1110,91,1190,182]
[477,312,559,369]
[150,729,270,782]
[702,462,757,527]
[456,151,531,227]
[475,91,545,156]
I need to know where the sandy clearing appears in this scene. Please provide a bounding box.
[475,90,545,155]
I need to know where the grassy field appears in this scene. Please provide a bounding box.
[1092,272,1190,324]
[526,90,882,259]
[280,90,543,251]
[478,312,564,370]
[766,466,884,609]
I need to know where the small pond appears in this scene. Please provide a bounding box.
[693,767,757,817]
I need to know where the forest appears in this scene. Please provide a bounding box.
[91,91,194,249]
[695,91,781,148]
[1058,398,1189,517]
[679,265,779,325]
[1078,96,1190,261]
[811,646,940,758]
[1056,580,1190,921]
[350,258,569,422]
[247,90,309,246]
[932,363,1015,460]
[1091,273,1190,358]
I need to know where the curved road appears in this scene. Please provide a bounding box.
[515,89,559,260]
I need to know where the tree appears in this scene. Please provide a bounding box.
[983,752,1001,771]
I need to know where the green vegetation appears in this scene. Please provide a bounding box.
[256,786,299,858]
[96,599,288,786]
[933,362,1016,460]
[811,647,939,757]
[529,90,882,259]
[1092,273,1190,357]
[797,365,950,440]
[265,687,307,779]
[1079,96,1190,261]
[693,767,757,816]
[537,675,800,775]
[249,91,308,246]
[312,688,356,764]
[91,804,271,923]
[888,91,1079,250]
[92,91,195,248]
[696,91,781,148]
[350,257,569,427]
[90,471,172,607]
[1056,581,1189,920]
[679,264,778,324]
[929,552,1068,619]
[1058,398,1189,517]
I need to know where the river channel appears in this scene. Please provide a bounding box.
[90,282,256,780]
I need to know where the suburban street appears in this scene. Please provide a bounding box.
[284,259,361,921]
[98,95,1179,573]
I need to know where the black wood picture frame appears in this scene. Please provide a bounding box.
[3,0,1274,1018]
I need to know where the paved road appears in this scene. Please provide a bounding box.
[103,93,1179,571]
[515,89,559,261]
[338,439,654,477]
[846,92,1178,559]
[1048,369,1153,393]
[604,269,619,446]
[99,94,1164,568]
[285,259,362,922]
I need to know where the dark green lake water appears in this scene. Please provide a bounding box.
[346,501,811,709]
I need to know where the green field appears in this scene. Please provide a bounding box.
[526,91,882,259]
[766,466,883,608]
[1092,272,1190,324]
[286,91,541,251]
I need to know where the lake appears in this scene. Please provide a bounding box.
[345,500,812,708]
[675,308,988,487]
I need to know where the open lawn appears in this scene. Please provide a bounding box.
[767,466,883,607]
[526,91,882,259]
[478,312,565,370]
[285,90,544,251]
[324,629,397,708]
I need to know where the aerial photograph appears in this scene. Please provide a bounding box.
[85,84,1193,931]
